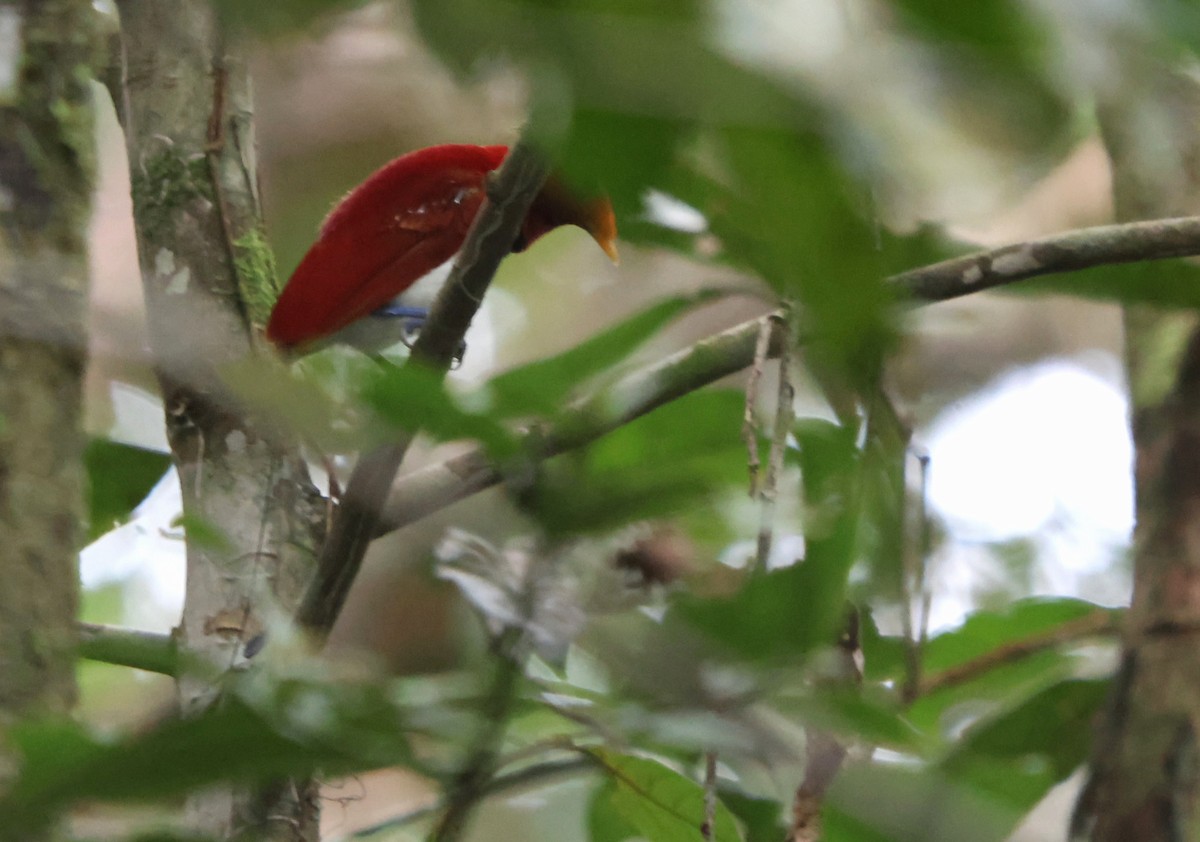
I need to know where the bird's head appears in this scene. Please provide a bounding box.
[518,176,619,264]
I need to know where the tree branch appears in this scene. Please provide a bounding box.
[379,313,787,535]
[76,623,177,677]
[889,215,1200,302]
[378,213,1200,539]
[294,139,552,641]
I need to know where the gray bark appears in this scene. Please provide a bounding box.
[115,2,324,837]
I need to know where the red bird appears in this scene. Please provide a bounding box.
[266,144,618,350]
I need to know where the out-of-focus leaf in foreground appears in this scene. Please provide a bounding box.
[940,678,1108,818]
[362,361,517,458]
[910,598,1116,734]
[678,418,861,661]
[84,439,170,540]
[519,389,744,536]
[0,678,414,833]
[587,748,744,842]
[487,290,724,418]
[885,0,1073,160]
[411,0,794,220]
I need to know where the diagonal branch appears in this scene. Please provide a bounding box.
[378,213,1200,538]
[294,139,551,641]
[379,313,787,534]
[889,215,1200,302]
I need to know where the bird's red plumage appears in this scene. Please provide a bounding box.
[266,144,509,348]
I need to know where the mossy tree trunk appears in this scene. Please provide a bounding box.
[0,0,93,728]
[1073,65,1200,839]
[115,1,324,837]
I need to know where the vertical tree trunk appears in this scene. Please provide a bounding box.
[115,2,324,837]
[0,5,94,839]
[1073,67,1200,839]
[0,0,92,722]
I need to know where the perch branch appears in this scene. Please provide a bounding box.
[294,140,551,641]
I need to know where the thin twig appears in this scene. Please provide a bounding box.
[429,542,570,841]
[863,390,918,706]
[754,314,795,573]
[428,627,528,842]
[915,449,933,657]
[701,751,718,841]
[742,316,776,496]
[790,611,860,842]
[294,140,551,641]
[918,609,1118,697]
[342,757,590,840]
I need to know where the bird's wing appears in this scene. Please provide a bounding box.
[267,173,486,348]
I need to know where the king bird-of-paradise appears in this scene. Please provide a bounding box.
[265,144,619,351]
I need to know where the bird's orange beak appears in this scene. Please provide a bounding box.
[586,198,620,265]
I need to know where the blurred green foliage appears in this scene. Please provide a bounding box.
[587,749,742,842]
[49,0,1158,838]
[84,439,170,540]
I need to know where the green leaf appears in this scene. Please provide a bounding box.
[922,599,1108,674]
[84,439,170,540]
[0,680,414,831]
[587,749,743,842]
[519,389,744,535]
[676,561,843,663]
[718,789,785,842]
[412,0,796,226]
[677,418,861,662]
[170,514,233,553]
[826,762,1021,842]
[822,805,898,842]
[488,291,722,418]
[1153,1,1200,56]
[588,779,644,842]
[888,0,1044,58]
[222,354,382,453]
[940,678,1108,814]
[859,608,908,684]
[711,124,897,391]
[909,599,1115,735]
[560,108,692,220]
[362,361,516,457]
[884,0,1072,160]
[780,688,923,752]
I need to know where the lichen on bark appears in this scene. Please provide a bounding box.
[128,147,213,239]
[234,226,282,327]
[116,1,323,837]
